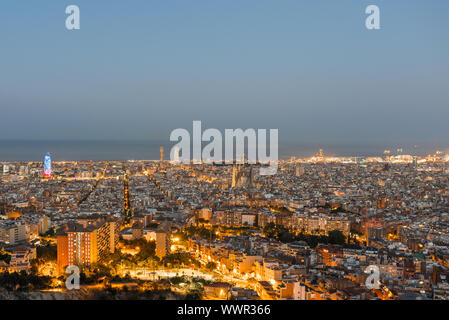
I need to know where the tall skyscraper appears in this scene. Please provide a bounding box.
[43,152,52,178]
[160,146,164,162]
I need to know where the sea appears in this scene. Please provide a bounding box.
[0,140,446,162]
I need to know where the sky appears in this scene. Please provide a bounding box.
[0,0,448,147]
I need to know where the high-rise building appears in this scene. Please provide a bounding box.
[56,233,69,270]
[155,222,171,259]
[57,217,121,272]
[160,146,164,162]
[57,224,98,271]
[0,224,27,245]
[43,152,52,178]
[38,216,51,235]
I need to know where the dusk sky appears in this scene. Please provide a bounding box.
[1,0,448,146]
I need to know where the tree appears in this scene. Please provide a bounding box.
[162,252,200,268]
[41,228,55,237]
[0,272,52,291]
[328,230,346,245]
[279,231,295,243]
[205,262,217,271]
[185,225,216,241]
[36,244,57,262]
[263,222,288,239]
[0,252,11,264]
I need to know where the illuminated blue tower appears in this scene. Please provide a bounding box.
[44,153,52,178]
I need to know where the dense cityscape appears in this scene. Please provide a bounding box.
[1,148,449,300]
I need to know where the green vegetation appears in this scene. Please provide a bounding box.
[196,218,208,225]
[263,223,349,247]
[105,239,159,273]
[328,230,346,244]
[146,222,160,229]
[41,228,56,237]
[263,223,289,239]
[0,252,11,264]
[0,271,52,290]
[172,231,189,242]
[88,286,199,300]
[185,225,217,240]
[161,252,200,268]
[121,238,156,261]
[205,261,217,271]
[36,243,57,262]
[218,225,256,235]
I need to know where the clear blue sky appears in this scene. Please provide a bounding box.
[0,0,448,146]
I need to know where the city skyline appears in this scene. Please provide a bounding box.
[3,154,449,301]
